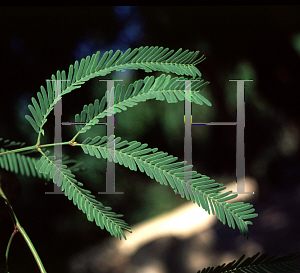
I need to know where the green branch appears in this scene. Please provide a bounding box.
[0,183,47,273]
[0,145,38,156]
[0,141,72,157]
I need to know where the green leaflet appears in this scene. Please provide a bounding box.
[14,46,258,242]
[0,146,48,180]
[34,150,131,240]
[3,44,300,273]
[197,252,300,273]
[80,135,258,239]
[24,46,206,136]
[73,74,210,136]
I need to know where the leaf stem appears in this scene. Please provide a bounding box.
[15,223,47,273]
[5,229,18,269]
[0,145,37,156]
[39,141,71,149]
[0,184,47,273]
[0,141,72,156]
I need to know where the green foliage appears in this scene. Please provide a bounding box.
[24,46,206,138]
[0,138,84,181]
[0,46,256,240]
[74,74,210,136]
[80,134,256,239]
[197,252,300,273]
[1,45,299,272]
[34,150,131,240]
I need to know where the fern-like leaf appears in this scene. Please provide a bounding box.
[78,135,258,239]
[25,47,206,135]
[197,252,300,273]
[73,74,210,136]
[34,150,131,239]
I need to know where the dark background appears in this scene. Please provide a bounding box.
[0,5,300,273]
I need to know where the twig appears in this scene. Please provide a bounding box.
[0,175,47,273]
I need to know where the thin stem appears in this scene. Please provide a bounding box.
[0,141,72,156]
[0,145,37,156]
[72,131,81,142]
[15,223,47,273]
[0,184,47,273]
[37,131,42,146]
[5,229,18,270]
[39,141,71,149]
